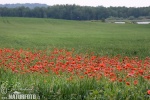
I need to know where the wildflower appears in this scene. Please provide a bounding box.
[128,71,135,77]
[133,80,138,85]
[147,90,150,95]
[117,65,122,71]
[118,79,123,82]
[110,77,116,82]
[79,76,84,79]
[11,67,15,71]
[14,70,19,73]
[44,69,49,73]
[138,69,144,75]
[126,82,130,86]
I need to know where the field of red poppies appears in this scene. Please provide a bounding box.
[0,48,150,99]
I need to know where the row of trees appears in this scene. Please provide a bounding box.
[0,4,150,20]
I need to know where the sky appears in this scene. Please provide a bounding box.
[0,0,150,7]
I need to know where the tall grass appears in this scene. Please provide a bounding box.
[1,68,149,100]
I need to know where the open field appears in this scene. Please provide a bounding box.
[0,17,150,100]
[0,17,150,58]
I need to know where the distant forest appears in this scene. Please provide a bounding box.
[0,3,150,20]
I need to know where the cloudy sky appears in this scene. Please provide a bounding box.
[0,0,150,7]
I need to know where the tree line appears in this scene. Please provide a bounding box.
[0,4,150,20]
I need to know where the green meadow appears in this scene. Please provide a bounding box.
[0,17,150,58]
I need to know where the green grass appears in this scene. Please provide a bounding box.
[0,17,150,58]
[1,69,149,100]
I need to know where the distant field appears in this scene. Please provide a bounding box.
[0,17,150,58]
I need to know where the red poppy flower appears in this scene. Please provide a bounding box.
[126,82,130,85]
[134,80,138,85]
[147,90,150,95]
